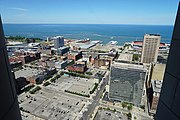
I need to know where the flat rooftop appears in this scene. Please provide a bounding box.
[76,41,100,49]
[18,75,96,120]
[117,53,133,62]
[58,46,70,50]
[152,80,163,93]
[91,44,123,52]
[94,109,128,120]
[111,62,146,70]
[47,76,95,95]
[15,67,44,79]
[144,34,161,36]
[151,64,166,81]
[109,62,146,105]
[69,51,81,55]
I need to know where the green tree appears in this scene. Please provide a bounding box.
[127,105,133,110]
[43,81,51,86]
[122,102,127,108]
[107,107,110,110]
[140,105,145,110]
[133,54,139,61]
[127,112,132,120]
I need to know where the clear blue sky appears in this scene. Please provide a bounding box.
[0,0,179,25]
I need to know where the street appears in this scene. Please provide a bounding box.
[81,74,109,120]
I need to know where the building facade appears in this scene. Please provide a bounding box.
[67,61,87,73]
[156,3,180,120]
[149,80,162,114]
[141,34,161,63]
[68,51,82,61]
[57,46,70,55]
[0,17,22,120]
[55,60,68,69]
[53,36,64,49]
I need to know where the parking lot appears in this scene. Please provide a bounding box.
[47,75,96,95]
[18,75,97,120]
[94,109,128,120]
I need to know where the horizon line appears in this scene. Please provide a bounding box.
[2,23,174,26]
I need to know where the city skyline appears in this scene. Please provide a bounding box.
[0,0,179,25]
[1,1,180,120]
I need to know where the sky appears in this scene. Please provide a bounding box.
[0,0,179,25]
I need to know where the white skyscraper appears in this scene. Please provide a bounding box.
[141,34,161,63]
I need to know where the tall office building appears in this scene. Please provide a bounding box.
[53,36,64,49]
[156,3,180,120]
[109,62,146,105]
[141,34,161,63]
[0,17,22,120]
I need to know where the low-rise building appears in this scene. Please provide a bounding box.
[68,51,82,61]
[15,67,57,84]
[117,53,133,62]
[55,60,68,69]
[90,55,111,69]
[9,56,23,68]
[57,46,70,55]
[67,61,87,73]
[13,50,41,64]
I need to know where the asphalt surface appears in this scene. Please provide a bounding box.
[81,74,109,120]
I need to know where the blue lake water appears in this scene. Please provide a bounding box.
[2,24,174,45]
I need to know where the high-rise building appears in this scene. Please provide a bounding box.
[53,36,64,49]
[141,34,161,63]
[0,17,22,120]
[109,62,146,105]
[155,3,180,120]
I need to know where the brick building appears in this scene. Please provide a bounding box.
[149,80,162,114]
[90,55,111,69]
[67,61,87,73]
[68,51,82,61]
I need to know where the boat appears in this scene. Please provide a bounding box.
[107,41,118,45]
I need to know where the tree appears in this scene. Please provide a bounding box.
[122,102,127,108]
[127,105,133,110]
[43,81,51,86]
[107,107,110,110]
[140,105,145,110]
[98,107,102,110]
[127,112,132,120]
[60,72,64,76]
[133,54,139,61]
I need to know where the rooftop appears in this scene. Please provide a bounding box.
[133,41,166,47]
[94,109,128,120]
[144,34,161,36]
[69,51,81,55]
[76,40,100,49]
[151,64,166,81]
[58,46,70,50]
[53,36,64,39]
[109,62,147,105]
[15,67,44,79]
[152,80,163,93]
[117,53,133,62]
